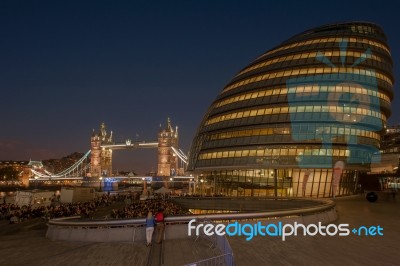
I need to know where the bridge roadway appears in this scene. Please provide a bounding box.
[30,175,194,181]
[100,141,158,150]
[0,194,399,265]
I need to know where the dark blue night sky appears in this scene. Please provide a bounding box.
[1,0,398,173]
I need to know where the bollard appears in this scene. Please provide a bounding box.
[366,192,378,202]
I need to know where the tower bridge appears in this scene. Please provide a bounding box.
[28,118,188,182]
[90,117,186,178]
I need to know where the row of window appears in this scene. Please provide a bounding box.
[350,25,378,35]
[223,66,393,93]
[206,168,356,197]
[215,84,389,109]
[208,126,380,142]
[203,116,386,137]
[202,135,379,152]
[385,128,400,133]
[237,49,385,77]
[198,147,353,160]
[196,158,370,173]
[382,147,400,153]
[257,37,390,60]
[205,105,385,126]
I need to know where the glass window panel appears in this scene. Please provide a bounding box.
[305,106,313,112]
[297,106,305,112]
[280,149,288,155]
[249,150,257,156]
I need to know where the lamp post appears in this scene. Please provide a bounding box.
[34,176,39,189]
[189,178,193,195]
[273,169,278,197]
[142,177,147,195]
[189,174,193,195]
[200,178,204,196]
[99,177,103,192]
[251,175,254,197]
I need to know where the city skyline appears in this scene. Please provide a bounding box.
[1,1,399,174]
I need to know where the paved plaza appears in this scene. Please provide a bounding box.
[229,194,400,266]
[0,195,399,266]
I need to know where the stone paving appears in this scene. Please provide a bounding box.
[0,195,399,265]
[0,219,218,266]
[0,228,148,266]
[228,195,400,266]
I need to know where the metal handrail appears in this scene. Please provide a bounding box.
[47,198,335,227]
[183,253,233,266]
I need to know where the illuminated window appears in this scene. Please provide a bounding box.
[223,67,393,93]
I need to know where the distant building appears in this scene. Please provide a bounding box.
[0,160,29,171]
[381,125,400,154]
[370,125,400,174]
[0,160,43,186]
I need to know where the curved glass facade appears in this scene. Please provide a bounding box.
[188,22,394,198]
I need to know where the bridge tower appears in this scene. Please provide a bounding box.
[90,129,101,178]
[90,123,113,177]
[99,123,113,176]
[158,118,179,177]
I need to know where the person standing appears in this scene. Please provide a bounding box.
[155,208,165,244]
[145,211,155,246]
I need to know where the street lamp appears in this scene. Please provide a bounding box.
[99,177,103,192]
[259,172,264,197]
[34,176,39,189]
[200,178,204,196]
[189,178,193,195]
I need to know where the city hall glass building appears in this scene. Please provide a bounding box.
[187,22,394,198]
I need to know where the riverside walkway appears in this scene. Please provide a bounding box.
[0,195,399,265]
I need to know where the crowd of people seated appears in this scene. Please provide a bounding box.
[0,193,128,223]
[0,193,189,223]
[110,198,190,219]
[0,201,98,223]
